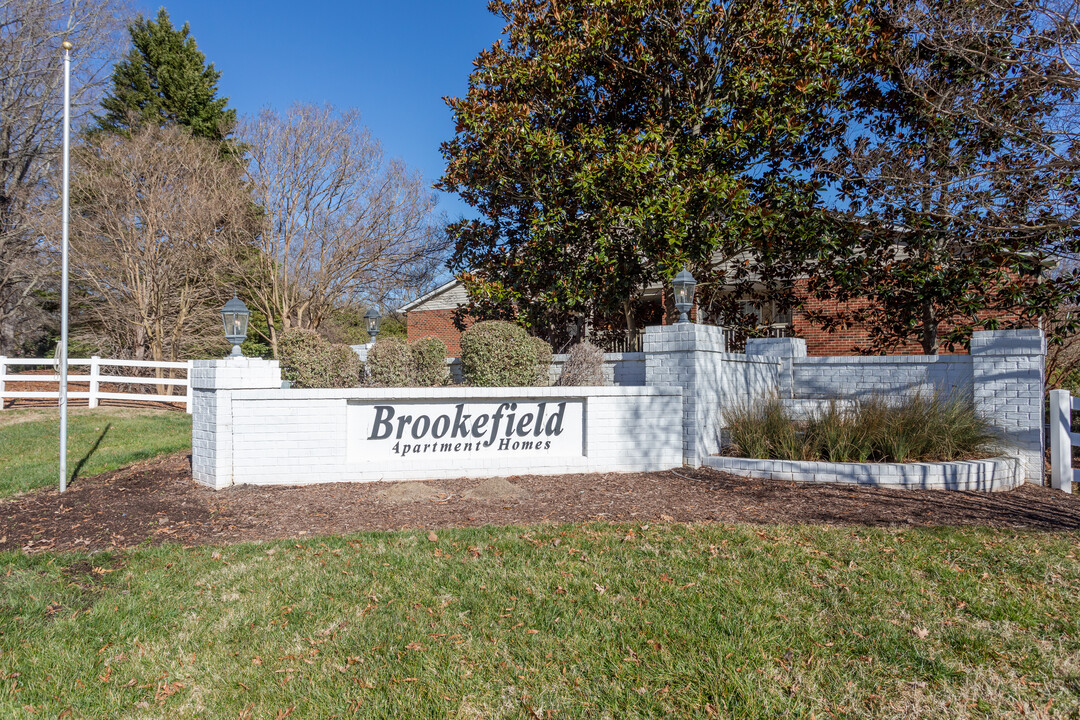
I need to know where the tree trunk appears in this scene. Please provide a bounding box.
[921,302,939,355]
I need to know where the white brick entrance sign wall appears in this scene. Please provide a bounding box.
[191,358,683,489]
[192,328,1046,489]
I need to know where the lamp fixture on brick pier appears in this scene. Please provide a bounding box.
[673,269,697,324]
[365,307,382,342]
[221,295,250,357]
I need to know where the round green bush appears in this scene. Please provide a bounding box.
[278,328,364,389]
[460,320,553,387]
[411,336,449,387]
[366,336,414,387]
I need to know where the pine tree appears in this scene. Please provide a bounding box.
[95,8,236,149]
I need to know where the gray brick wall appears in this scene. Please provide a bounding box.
[971,329,1045,483]
[790,356,974,401]
[644,324,726,467]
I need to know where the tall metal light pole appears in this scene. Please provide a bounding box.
[59,40,72,493]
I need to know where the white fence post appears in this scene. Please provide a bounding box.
[1050,388,1073,493]
[0,356,6,411]
[185,360,194,414]
[88,355,100,409]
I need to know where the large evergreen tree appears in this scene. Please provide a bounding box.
[802,0,1080,353]
[439,0,876,344]
[94,7,236,149]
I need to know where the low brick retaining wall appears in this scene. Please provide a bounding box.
[704,455,1023,492]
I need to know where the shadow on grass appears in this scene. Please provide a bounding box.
[69,423,111,486]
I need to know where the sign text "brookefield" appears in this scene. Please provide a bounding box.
[368,401,569,456]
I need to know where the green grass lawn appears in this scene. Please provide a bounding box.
[0,407,192,498]
[1,523,1078,718]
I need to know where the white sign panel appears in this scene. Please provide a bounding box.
[346,399,584,463]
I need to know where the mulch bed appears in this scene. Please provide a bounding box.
[3,453,1079,554]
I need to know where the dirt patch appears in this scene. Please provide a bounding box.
[2,453,1079,554]
[461,478,530,501]
[377,482,450,503]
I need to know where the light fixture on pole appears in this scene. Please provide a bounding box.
[364,307,381,343]
[673,268,697,324]
[59,39,73,493]
[221,295,250,357]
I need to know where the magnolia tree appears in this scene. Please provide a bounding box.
[439,0,877,344]
[805,0,1080,353]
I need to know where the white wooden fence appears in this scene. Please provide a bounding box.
[1050,388,1078,493]
[0,356,193,413]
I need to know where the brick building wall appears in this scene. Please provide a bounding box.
[406,309,472,356]
[405,281,1033,358]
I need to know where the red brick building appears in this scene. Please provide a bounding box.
[402,278,1032,357]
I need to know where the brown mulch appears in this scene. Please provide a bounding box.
[3,453,1080,554]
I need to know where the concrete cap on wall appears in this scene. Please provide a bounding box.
[745,337,808,358]
[970,329,1045,356]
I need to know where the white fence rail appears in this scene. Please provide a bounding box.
[1050,388,1079,493]
[0,356,193,413]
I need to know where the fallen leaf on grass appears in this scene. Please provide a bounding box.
[594,584,606,595]
[912,627,929,639]
[427,531,438,542]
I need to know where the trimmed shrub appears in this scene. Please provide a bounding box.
[412,336,449,387]
[366,336,414,387]
[528,335,553,386]
[460,320,553,387]
[278,328,364,389]
[556,341,605,386]
[724,390,997,463]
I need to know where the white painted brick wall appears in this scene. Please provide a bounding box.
[644,324,727,467]
[194,329,1045,489]
[193,373,684,487]
[971,329,1045,483]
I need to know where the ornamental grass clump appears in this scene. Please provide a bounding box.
[278,328,364,389]
[724,390,997,463]
[460,320,553,387]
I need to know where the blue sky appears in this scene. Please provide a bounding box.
[136,1,506,220]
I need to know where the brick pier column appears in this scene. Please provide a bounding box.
[644,324,726,467]
[191,357,282,490]
[744,337,807,398]
[970,329,1045,484]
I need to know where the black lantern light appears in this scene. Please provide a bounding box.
[364,307,381,343]
[673,268,697,324]
[221,295,250,357]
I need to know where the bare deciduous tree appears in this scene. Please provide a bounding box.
[64,125,253,375]
[237,103,449,357]
[0,0,127,354]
